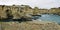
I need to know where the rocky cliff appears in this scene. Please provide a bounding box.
[0,5,33,19]
[0,5,60,19]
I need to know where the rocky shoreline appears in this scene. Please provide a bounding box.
[0,5,60,19]
[0,20,60,30]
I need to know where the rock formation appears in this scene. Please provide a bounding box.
[0,5,33,19]
[0,5,60,19]
[0,21,60,30]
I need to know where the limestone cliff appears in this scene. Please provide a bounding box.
[0,5,60,19]
[0,5,33,19]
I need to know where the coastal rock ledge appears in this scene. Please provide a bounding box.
[0,21,60,30]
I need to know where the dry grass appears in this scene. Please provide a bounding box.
[0,21,60,30]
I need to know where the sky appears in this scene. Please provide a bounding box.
[0,0,60,9]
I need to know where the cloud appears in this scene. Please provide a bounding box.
[0,0,60,9]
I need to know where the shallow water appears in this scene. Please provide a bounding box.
[36,14,60,23]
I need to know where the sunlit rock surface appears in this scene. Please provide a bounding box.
[0,5,60,19]
[0,21,60,30]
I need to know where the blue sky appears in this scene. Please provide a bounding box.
[0,0,60,9]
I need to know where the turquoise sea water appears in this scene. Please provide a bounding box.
[38,14,60,23]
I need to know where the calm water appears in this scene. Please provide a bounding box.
[33,14,60,23]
